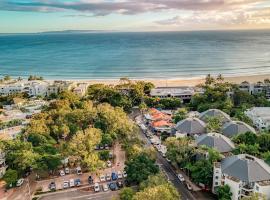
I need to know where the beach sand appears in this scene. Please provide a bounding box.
[73,74,270,87]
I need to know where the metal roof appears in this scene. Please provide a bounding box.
[175,117,206,135]
[222,121,256,138]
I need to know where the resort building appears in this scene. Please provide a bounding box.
[150,87,200,102]
[222,121,256,138]
[199,109,231,124]
[213,154,270,200]
[195,133,235,154]
[73,83,89,96]
[0,151,7,178]
[239,81,270,99]
[245,107,270,131]
[175,118,206,137]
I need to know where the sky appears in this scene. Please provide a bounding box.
[0,0,270,33]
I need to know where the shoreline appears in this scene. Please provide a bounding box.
[61,74,270,87]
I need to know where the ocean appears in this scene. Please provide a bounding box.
[0,30,269,80]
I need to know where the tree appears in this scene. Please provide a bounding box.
[217,185,232,200]
[119,187,135,200]
[232,132,258,145]
[133,183,180,200]
[125,153,159,184]
[206,116,222,132]
[172,108,188,124]
[3,169,18,188]
[139,174,167,190]
[241,193,266,200]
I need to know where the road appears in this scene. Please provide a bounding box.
[39,189,120,200]
[131,108,216,200]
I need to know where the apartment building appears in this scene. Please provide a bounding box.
[245,107,270,131]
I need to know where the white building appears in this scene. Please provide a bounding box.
[245,107,270,131]
[239,81,269,99]
[73,83,89,97]
[213,154,270,200]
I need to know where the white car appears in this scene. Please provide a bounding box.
[76,166,82,175]
[177,174,185,182]
[94,183,100,192]
[103,184,109,192]
[117,171,123,179]
[63,181,69,189]
[16,178,24,187]
[123,171,127,178]
[100,174,106,182]
[106,173,111,181]
[107,161,112,167]
[186,183,192,191]
[59,170,65,176]
[69,179,75,187]
[65,167,70,174]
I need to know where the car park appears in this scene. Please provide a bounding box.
[111,172,118,180]
[59,170,65,176]
[63,181,69,189]
[88,176,93,184]
[94,183,100,192]
[69,179,75,187]
[116,181,123,188]
[103,184,109,192]
[123,171,127,178]
[16,179,24,187]
[109,182,117,191]
[100,174,106,182]
[117,171,123,179]
[177,174,185,182]
[49,182,56,190]
[65,167,70,174]
[106,173,111,181]
[75,179,81,186]
[76,166,82,175]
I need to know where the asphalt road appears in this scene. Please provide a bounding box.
[39,190,120,200]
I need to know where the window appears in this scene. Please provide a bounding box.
[215,182,218,185]
[215,176,219,179]
[256,186,259,191]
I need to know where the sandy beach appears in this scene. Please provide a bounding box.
[72,74,270,87]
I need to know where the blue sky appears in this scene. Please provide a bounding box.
[0,0,270,33]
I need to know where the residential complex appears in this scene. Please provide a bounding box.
[245,107,270,131]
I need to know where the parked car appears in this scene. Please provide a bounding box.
[103,184,109,192]
[105,144,109,150]
[94,183,100,192]
[63,181,69,189]
[76,166,82,175]
[49,182,56,190]
[16,179,24,187]
[69,179,75,187]
[116,181,123,188]
[109,182,117,191]
[117,171,123,179]
[100,174,106,182]
[88,176,93,184]
[111,172,118,180]
[59,170,65,176]
[123,171,127,178]
[100,145,104,150]
[186,183,192,191]
[107,160,112,167]
[109,152,113,159]
[75,179,81,186]
[106,173,111,181]
[177,174,185,182]
[65,167,70,174]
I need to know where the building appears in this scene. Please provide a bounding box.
[245,107,270,131]
[73,83,89,97]
[239,81,270,99]
[213,154,270,200]
[46,81,76,96]
[199,109,231,124]
[175,117,206,136]
[195,133,235,153]
[151,120,173,133]
[222,121,256,138]
[0,151,7,178]
[150,87,199,102]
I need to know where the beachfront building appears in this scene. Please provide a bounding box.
[0,151,7,178]
[245,107,270,131]
[73,83,89,97]
[199,109,231,124]
[175,118,206,137]
[239,81,270,99]
[150,87,199,103]
[222,121,256,138]
[195,133,235,154]
[46,80,76,96]
[213,154,270,200]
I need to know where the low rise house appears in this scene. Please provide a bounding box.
[239,81,270,99]
[0,151,7,178]
[199,109,231,124]
[73,83,89,96]
[222,121,256,138]
[151,120,173,133]
[213,154,270,200]
[195,133,235,154]
[175,117,206,137]
[245,107,270,131]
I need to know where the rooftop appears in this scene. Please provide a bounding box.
[175,117,206,135]
[222,121,256,138]
[199,109,231,123]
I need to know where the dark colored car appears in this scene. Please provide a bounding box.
[116,181,123,188]
[75,179,81,186]
[108,182,118,191]
[88,176,93,184]
[111,172,118,180]
[49,182,56,190]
